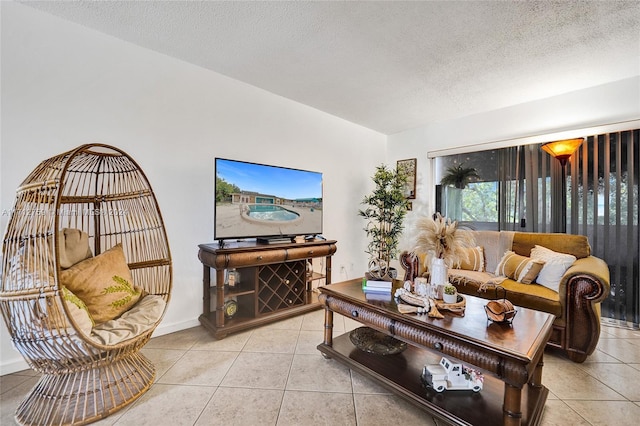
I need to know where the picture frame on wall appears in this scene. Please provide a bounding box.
[397,158,417,199]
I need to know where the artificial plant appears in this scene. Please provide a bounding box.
[440,163,479,189]
[359,164,409,279]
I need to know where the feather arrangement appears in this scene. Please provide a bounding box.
[411,213,474,268]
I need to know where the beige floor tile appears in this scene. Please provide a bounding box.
[140,348,187,382]
[0,372,34,396]
[195,387,283,426]
[350,369,392,395]
[542,360,625,400]
[191,329,252,352]
[4,316,640,426]
[146,327,210,350]
[582,347,624,363]
[577,362,640,401]
[301,308,345,332]
[628,338,640,347]
[540,400,590,426]
[353,393,436,426]
[242,328,299,353]
[600,325,640,339]
[157,350,238,386]
[113,384,215,426]
[564,400,640,426]
[0,376,38,426]
[294,329,324,354]
[286,353,352,393]
[259,315,304,331]
[277,390,356,426]
[597,338,640,363]
[220,352,293,389]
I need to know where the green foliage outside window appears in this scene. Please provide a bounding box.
[215,176,240,203]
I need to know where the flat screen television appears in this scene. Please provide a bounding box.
[214,158,323,243]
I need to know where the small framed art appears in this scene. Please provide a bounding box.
[397,158,417,199]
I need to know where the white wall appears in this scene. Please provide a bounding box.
[387,76,640,226]
[0,2,386,374]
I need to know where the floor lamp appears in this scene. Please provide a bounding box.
[541,138,584,233]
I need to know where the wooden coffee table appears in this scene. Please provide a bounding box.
[317,279,555,426]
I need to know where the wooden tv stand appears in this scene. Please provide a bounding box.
[198,239,337,338]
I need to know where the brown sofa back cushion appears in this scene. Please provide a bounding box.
[512,232,591,259]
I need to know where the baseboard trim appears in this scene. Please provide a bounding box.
[1,318,202,376]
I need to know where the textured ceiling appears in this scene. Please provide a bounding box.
[22,1,640,135]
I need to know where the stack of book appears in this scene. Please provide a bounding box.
[362,279,393,293]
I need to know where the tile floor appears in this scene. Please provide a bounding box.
[1,311,639,425]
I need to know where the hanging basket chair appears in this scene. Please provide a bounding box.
[0,144,172,425]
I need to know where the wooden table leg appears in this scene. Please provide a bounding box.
[530,355,544,388]
[322,307,334,358]
[503,383,523,426]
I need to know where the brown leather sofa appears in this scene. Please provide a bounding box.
[400,231,610,363]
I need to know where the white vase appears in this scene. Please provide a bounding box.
[430,258,448,286]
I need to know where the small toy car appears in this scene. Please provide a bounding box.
[421,357,483,392]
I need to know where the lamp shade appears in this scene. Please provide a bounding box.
[541,138,584,164]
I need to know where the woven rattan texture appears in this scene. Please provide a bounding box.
[1,144,172,425]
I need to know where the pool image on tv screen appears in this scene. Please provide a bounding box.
[214,158,323,240]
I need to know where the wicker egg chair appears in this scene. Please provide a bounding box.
[0,144,172,425]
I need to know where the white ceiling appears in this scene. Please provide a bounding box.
[22,1,640,135]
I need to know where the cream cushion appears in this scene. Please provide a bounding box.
[58,228,93,269]
[90,295,166,345]
[530,245,577,292]
[60,286,94,335]
[60,244,142,324]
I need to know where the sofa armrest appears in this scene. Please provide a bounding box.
[557,255,610,362]
[558,256,610,306]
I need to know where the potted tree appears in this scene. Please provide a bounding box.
[359,164,409,280]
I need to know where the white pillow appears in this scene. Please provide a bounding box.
[530,245,576,292]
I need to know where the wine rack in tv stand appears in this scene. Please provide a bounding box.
[198,240,337,339]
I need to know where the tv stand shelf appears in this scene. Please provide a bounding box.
[198,240,337,338]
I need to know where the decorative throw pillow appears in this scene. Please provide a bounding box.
[530,245,577,292]
[60,286,94,335]
[495,251,545,284]
[58,228,93,269]
[60,244,142,324]
[455,246,485,272]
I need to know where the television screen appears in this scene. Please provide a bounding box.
[214,158,323,241]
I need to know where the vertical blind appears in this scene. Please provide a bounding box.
[570,130,639,327]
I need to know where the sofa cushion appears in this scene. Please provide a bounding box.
[455,246,485,272]
[530,245,577,292]
[60,286,94,335]
[90,295,166,345]
[512,232,590,259]
[495,251,545,284]
[60,244,142,324]
[448,269,562,319]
